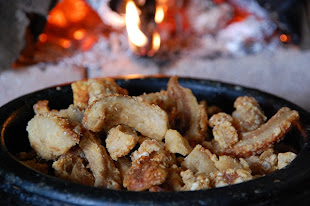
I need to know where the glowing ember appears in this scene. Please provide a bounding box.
[125,1,148,48]
[280,34,290,43]
[73,29,86,40]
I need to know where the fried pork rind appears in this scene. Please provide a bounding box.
[209,113,238,149]
[232,96,267,133]
[138,90,175,112]
[206,107,299,157]
[181,169,211,191]
[165,164,184,191]
[55,104,84,123]
[72,78,128,110]
[27,113,80,160]
[106,125,139,160]
[83,95,169,141]
[210,168,253,187]
[182,145,217,174]
[79,131,121,189]
[165,129,192,156]
[123,140,175,191]
[167,76,208,145]
[277,152,297,169]
[115,156,132,182]
[214,155,250,172]
[52,148,95,186]
[33,100,50,114]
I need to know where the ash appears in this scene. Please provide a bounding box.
[56,0,280,77]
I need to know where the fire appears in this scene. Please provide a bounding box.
[125,1,148,48]
[125,0,164,56]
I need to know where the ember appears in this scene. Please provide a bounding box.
[13,0,301,66]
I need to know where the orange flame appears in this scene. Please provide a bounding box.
[125,1,148,47]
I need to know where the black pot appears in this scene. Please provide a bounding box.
[0,76,310,206]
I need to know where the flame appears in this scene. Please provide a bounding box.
[155,5,165,23]
[125,1,148,47]
[151,32,161,54]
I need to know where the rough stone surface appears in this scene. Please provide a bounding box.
[0,0,54,70]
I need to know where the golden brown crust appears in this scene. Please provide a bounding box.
[52,148,95,186]
[232,96,267,133]
[106,125,139,160]
[79,131,121,189]
[206,107,299,157]
[164,129,192,156]
[72,78,128,110]
[83,95,169,141]
[27,113,80,160]
[167,76,208,145]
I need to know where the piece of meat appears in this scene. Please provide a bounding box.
[123,139,175,191]
[106,125,139,160]
[52,148,95,186]
[27,113,80,160]
[205,107,299,157]
[165,164,184,191]
[83,95,169,141]
[209,113,238,149]
[181,169,211,191]
[79,131,121,189]
[277,152,297,169]
[165,129,192,156]
[123,152,168,191]
[209,168,253,187]
[33,100,50,114]
[167,75,208,145]
[181,145,217,175]
[115,156,132,182]
[71,78,128,110]
[232,96,267,133]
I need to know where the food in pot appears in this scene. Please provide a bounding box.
[21,76,299,191]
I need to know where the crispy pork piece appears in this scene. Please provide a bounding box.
[124,148,175,191]
[209,113,238,149]
[124,153,168,191]
[165,165,184,191]
[55,104,84,123]
[33,100,50,114]
[205,107,299,157]
[214,155,250,172]
[124,140,175,191]
[210,168,253,187]
[79,131,121,189]
[232,96,267,133]
[131,139,165,162]
[167,76,208,145]
[52,148,95,186]
[165,129,192,156]
[106,125,139,160]
[72,80,89,110]
[181,145,217,175]
[72,78,128,110]
[115,156,132,182]
[88,78,128,104]
[277,152,297,169]
[27,113,80,160]
[181,169,211,191]
[83,95,169,141]
[138,90,175,112]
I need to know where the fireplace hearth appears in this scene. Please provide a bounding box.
[0,0,309,112]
